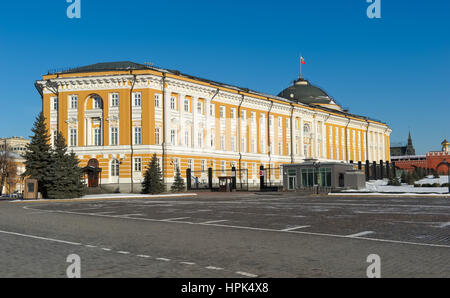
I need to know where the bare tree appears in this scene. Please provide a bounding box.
[0,140,15,196]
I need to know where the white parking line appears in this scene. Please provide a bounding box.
[156,258,171,262]
[117,251,130,254]
[180,262,196,265]
[137,254,151,258]
[206,266,223,270]
[200,220,229,224]
[346,231,375,238]
[0,229,82,246]
[236,271,258,277]
[85,245,97,248]
[117,214,144,217]
[161,217,191,222]
[281,225,311,232]
[101,248,112,251]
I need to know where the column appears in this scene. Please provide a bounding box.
[192,96,198,148]
[299,118,304,157]
[163,89,171,146]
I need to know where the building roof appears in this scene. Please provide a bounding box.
[277,77,335,105]
[44,61,387,126]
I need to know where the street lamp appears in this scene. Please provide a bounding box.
[437,159,450,194]
[312,161,321,195]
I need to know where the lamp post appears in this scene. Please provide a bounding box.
[313,161,321,195]
[437,159,450,194]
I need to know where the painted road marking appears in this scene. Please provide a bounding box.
[200,220,229,224]
[117,251,130,255]
[281,225,311,232]
[117,214,144,217]
[161,217,191,222]
[0,229,82,246]
[85,245,97,248]
[346,231,375,238]
[23,206,450,249]
[101,248,112,251]
[137,254,151,258]
[180,262,196,265]
[206,266,223,270]
[236,271,258,277]
[156,258,171,262]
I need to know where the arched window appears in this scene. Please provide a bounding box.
[111,159,120,177]
[303,124,311,134]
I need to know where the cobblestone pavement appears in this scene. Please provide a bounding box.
[0,193,449,277]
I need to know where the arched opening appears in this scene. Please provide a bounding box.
[84,94,104,146]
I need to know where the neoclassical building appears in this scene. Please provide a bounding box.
[35,61,391,191]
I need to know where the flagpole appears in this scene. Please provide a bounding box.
[300,53,302,78]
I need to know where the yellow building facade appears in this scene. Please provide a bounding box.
[35,62,391,191]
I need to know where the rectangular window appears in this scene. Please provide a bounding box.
[94,128,101,146]
[134,127,142,145]
[171,129,176,145]
[69,128,77,147]
[252,139,256,153]
[220,106,225,119]
[110,93,119,107]
[210,130,215,147]
[210,103,215,116]
[198,132,203,148]
[93,97,102,109]
[241,137,246,152]
[220,135,225,150]
[184,99,189,112]
[155,128,160,145]
[51,97,58,111]
[154,94,161,108]
[188,159,193,169]
[221,161,226,176]
[230,108,236,120]
[70,95,78,109]
[110,127,118,146]
[251,112,256,124]
[133,92,142,107]
[197,102,202,114]
[231,136,236,152]
[201,160,206,172]
[278,117,282,134]
[185,130,190,146]
[241,110,246,120]
[278,142,282,155]
[170,96,176,110]
[134,157,142,172]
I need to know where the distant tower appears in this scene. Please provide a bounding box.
[405,131,416,155]
[441,139,449,153]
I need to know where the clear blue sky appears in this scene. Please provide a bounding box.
[0,0,449,154]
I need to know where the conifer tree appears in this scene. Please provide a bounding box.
[46,132,85,199]
[141,153,164,194]
[23,112,53,198]
[171,166,185,192]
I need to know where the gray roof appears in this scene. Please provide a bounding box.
[277,78,335,105]
[57,61,151,74]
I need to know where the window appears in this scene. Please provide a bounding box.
[110,127,118,146]
[110,93,119,107]
[184,99,189,112]
[260,139,265,153]
[197,102,202,113]
[230,108,236,120]
[69,128,77,147]
[94,128,102,146]
[221,161,226,175]
[210,103,215,116]
[220,135,225,150]
[155,128,160,145]
[286,143,290,156]
[154,94,161,108]
[251,139,256,153]
[134,157,142,172]
[173,158,180,172]
[269,115,274,127]
[220,106,225,119]
[278,117,282,133]
[134,127,142,145]
[51,97,58,111]
[278,142,282,155]
[188,159,193,169]
[287,120,290,133]
[231,136,236,152]
[241,110,246,121]
[185,130,190,146]
[198,132,203,148]
[241,137,246,152]
[93,97,102,109]
[210,130,215,147]
[133,92,142,107]
[70,95,78,109]
[111,160,120,177]
[171,129,176,145]
[170,96,176,110]
[201,160,206,172]
[251,112,256,124]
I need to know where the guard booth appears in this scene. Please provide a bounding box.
[23,179,38,200]
[82,159,102,187]
[218,176,234,192]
